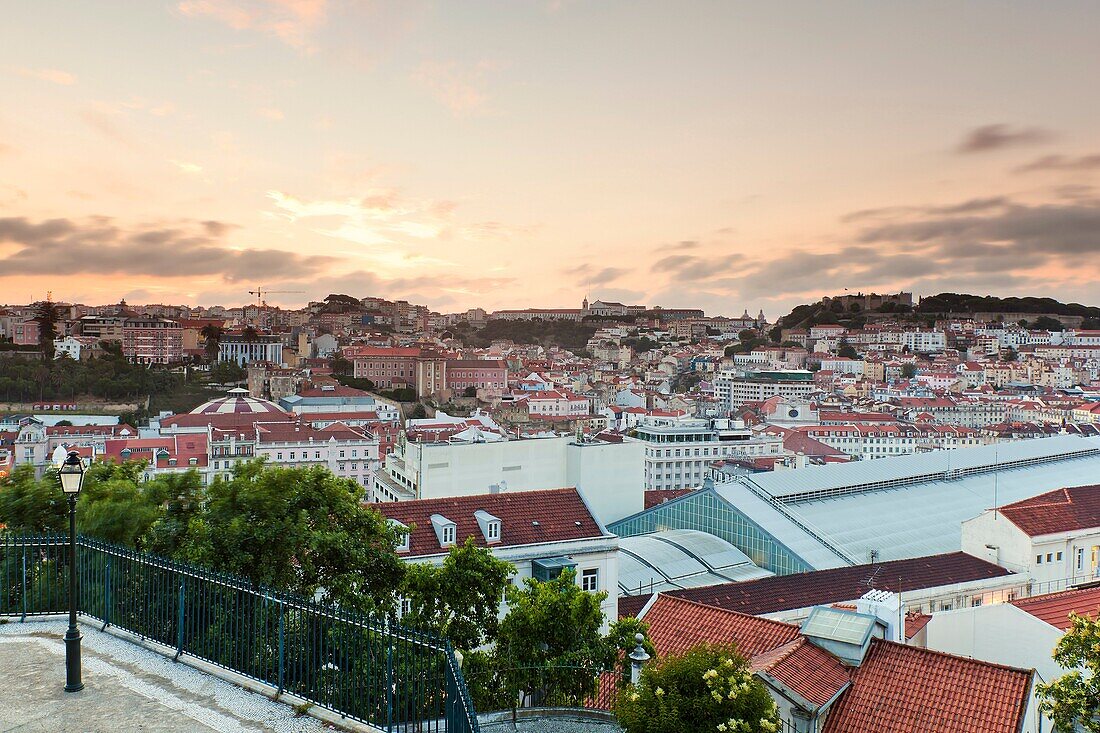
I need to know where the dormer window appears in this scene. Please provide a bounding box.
[474,510,502,544]
[430,514,457,548]
[389,519,410,552]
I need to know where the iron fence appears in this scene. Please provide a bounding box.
[0,534,479,733]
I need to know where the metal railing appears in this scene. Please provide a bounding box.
[463,663,614,720]
[0,534,479,733]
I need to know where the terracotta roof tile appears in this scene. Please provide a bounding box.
[640,595,801,658]
[822,639,1032,733]
[1010,585,1100,630]
[996,484,1100,536]
[751,638,849,707]
[375,487,605,556]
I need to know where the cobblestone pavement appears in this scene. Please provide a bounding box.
[0,620,330,733]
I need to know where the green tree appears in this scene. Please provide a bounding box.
[76,460,164,547]
[462,386,478,398]
[606,617,656,687]
[767,325,783,343]
[0,464,68,533]
[171,460,406,615]
[900,363,918,379]
[400,538,515,650]
[330,354,353,376]
[837,341,858,359]
[408,403,427,419]
[615,642,782,733]
[498,568,611,669]
[1037,611,1100,732]
[1031,315,1064,331]
[1003,346,1019,362]
[200,324,225,362]
[32,300,61,361]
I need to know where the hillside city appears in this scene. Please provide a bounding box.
[3,288,1100,732]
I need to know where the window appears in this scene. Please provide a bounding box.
[1056,552,1063,561]
[1077,548,1085,571]
[581,568,599,592]
[486,521,500,541]
[941,602,952,611]
[971,598,982,607]
[442,525,455,545]
[1046,553,1053,563]
[1036,555,1042,564]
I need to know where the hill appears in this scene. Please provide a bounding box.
[776,293,1100,332]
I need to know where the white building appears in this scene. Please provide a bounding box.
[373,434,644,525]
[961,483,1100,586]
[633,418,784,490]
[378,487,620,630]
[714,370,817,410]
[219,335,284,366]
[524,389,589,417]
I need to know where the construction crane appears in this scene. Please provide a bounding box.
[248,286,303,307]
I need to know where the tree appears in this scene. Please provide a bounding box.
[400,538,515,650]
[615,642,782,733]
[0,464,69,533]
[768,325,783,343]
[1003,347,1019,362]
[462,386,478,398]
[900,363,918,379]
[200,324,225,362]
[837,340,858,359]
[32,300,61,361]
[606,617,656,687]
[76,460,164,547]
[498,568,611,669]
[408,403,427,419]
[330,354,353,376]
[161,460,407,615]
[1037,611,1100,732]
[1031,315,1064,331]
[241,325,259,342]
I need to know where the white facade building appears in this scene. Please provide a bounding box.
[373,434,644,525]
[634,419,785,490]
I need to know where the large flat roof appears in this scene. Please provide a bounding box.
[717,435,1100,564]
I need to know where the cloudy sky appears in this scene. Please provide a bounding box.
[2,1,1099,317]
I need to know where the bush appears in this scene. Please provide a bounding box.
[615,642,781,733]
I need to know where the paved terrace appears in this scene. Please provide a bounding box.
[0,620,330,733]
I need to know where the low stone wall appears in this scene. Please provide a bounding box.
[479,708,621,733]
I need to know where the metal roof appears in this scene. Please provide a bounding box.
[716,436,1100,566]
[618,529,772,596]
[741,435,1099,501]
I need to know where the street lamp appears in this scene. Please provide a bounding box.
[57,449,86,693]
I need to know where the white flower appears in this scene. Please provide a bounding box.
[655,687,665,697]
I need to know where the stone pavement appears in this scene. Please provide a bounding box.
[0,620,331,733]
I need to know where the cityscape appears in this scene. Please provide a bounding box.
[3,3,1100,733]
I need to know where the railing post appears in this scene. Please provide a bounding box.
[20,546,27,622]
[101,559,111,631]
[385,640,394,732]
[174,581,185,661]
[277,601,285,694]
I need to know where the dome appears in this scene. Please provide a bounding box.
[190,388,286,416]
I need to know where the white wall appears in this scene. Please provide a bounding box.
[924,604,1058,733]
[409,436,644,525]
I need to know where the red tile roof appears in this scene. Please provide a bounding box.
[375,488,606,556]
[822,639,1032,733]
[643,489,696,508]
[640,595,801,658]
[904,612,932,640]
[645,553,1013,617]
[751,637,849,707]
[996,484,1100,536]
[1010,585,1100,630]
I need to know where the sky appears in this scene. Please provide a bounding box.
[2,1,1099,318]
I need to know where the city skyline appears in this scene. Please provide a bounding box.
[2,1,1099,314]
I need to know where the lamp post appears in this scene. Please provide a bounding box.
[57,449,86,693]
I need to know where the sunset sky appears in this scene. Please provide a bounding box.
[2,1,1099,317]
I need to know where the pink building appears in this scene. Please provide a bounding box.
[445,359,508,394]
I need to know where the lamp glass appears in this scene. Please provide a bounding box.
[58,459,85,495]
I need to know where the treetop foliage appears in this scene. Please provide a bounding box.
[615,642,782,733]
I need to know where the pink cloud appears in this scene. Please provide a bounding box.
[177,0,328,50]
[17,67,76,85]
[412,59,498,116]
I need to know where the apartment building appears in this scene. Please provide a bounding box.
[634,418,784,490]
